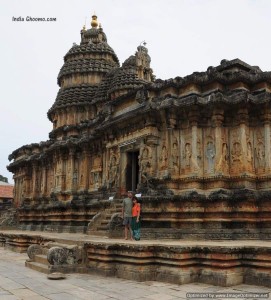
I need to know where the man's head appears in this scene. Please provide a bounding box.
[127,191,134,198]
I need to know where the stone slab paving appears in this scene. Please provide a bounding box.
[0,247,270,300]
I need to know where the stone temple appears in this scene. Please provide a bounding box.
[3,14,271,287]
[7,14,271,240]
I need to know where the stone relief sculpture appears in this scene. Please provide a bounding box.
[231,142,242,163]
[91,155,102,190]
[160,145,168,170]
[206,141,215,173]
[247,142,253,163]
[139,145,152,183]
[184,143,191,167]
[217,143,229,173]
[197,139,202,167]
[108,149,119,188]
[72,169,78,186]
[256,142,265,168]
[171,140,179,175]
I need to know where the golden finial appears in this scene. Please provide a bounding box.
[91,13,98,28]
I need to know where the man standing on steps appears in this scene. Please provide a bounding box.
[122,191,133,240]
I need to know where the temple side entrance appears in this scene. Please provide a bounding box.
[126,151,140,192]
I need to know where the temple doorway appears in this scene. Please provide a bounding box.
[126,151,139,192]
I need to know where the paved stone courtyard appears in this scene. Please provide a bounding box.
[0,247,270,300]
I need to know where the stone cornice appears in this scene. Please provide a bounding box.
[148,71,271,91]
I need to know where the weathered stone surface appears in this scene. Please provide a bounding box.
[47,272,66,280]
[27,244,42,260]
[47,246,68,265]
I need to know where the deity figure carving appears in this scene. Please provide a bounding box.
[197,139,202,166]
[231,142,242,163]
[139,145,152,183]
[93,172,101,189]
[184,143,191,167]
[256,142,265,167]
[108,150,119,188]
[80,174,84,185]
[160,145,168,170]
[217,143,228,173]
[171,140,179,174]
[206,141,215,173]
[73,169,78,186]
[91,155,102,189]
[247,142,253,163]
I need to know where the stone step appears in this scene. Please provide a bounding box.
[25,261,50,274]
[107,209,122,214]
[34,254,49,266]
[48,239,84,247]
[96,226,108,231]
[100,220,109,225]
[88,231,109,237]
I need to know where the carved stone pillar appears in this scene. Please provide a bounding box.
[42,164,47,195]
[238,108,249,173]
[82,148,90,190]
[263,109,271,173]
[69,148,75,192]
[32,163,37,198]
[188,109,199,174]
[212,109,224,174]
[166,109,177,176]
[61,153,67,191]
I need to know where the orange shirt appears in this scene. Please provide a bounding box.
[132,203,140,217]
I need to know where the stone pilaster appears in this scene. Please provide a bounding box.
[263,109,271,173]
[42,164,47,195]
[238,108,249,173]
[61,153,67,191]
[32,163,37,198]
[68,148,75,192]
[212,109,224,174]
[188,109,199,174]
[82,148,90,190]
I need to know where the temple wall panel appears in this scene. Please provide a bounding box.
[180,127,192,176]
[254,127,265,175]
[203,128,216,176]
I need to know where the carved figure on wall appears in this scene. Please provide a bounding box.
[247,142,253,163]
[93,172,101,189]
[108,152,119,188]
[256,142,265,167]
[80,174,84,185]
[160,145,168,170]
[231,142,242,163]
[73,169,78,186]
[171,141,179,174]
[139,145,152,183]
[184,143,191,167]
[206,141,215,173]
[197,139,202,166]
[217,143,228,173]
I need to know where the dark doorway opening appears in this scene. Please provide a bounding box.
[126,151,139,192]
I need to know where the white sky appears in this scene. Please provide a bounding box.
[1,0,271,183]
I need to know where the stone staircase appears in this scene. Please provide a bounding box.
[88,199,123,236]
[26,253,49,274]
